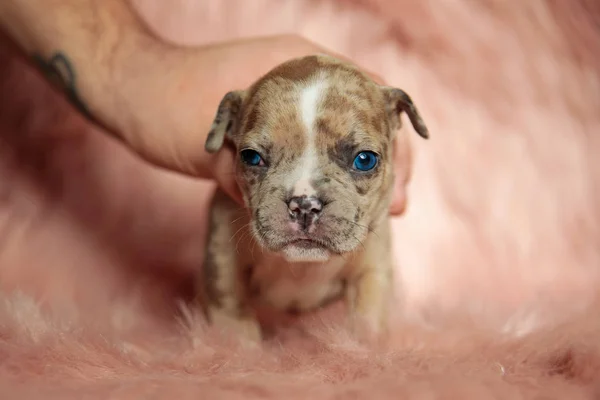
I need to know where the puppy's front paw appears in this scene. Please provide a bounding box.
[209,308,263,347]
[345,270,391,346]
[348,313,383,345]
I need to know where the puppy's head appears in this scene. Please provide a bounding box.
[205,55,428,262]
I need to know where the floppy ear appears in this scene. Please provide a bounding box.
[381,87,429,139]
[205,90,246,153]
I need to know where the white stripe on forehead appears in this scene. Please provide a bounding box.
[288,75,329,197]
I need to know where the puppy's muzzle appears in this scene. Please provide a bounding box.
[287,195,323,231]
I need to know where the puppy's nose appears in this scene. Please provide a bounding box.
[287,195,323,229]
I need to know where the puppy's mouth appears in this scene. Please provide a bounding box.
[280,238,333,262]
[287,239,324,248]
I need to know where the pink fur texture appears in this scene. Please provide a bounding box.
[1,0,600,398]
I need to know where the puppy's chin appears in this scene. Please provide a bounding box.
[281,243,331,263]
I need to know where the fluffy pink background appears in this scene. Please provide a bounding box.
[1,0,600,398]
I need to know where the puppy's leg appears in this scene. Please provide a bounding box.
[199,190,262,343]
[346,223,394,341]
[347,268,392,338]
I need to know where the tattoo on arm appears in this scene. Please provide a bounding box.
[31,51,95,122]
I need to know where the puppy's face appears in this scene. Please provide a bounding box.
[206,55,428,262]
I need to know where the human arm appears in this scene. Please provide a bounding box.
[0,0,407,213]
[0,0,336,200]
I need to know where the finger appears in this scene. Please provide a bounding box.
[293,36,386,84]
[389,183,407,216]
[388,135,412,216]
[213,147,244,206]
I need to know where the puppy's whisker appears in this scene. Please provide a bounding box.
[350,232,367,252]
[256,228,268,256]
[230,214,248,225]
[229,222,250,244]
[341,218,381,240]
[323,218,366,261]
[236,230,255,256]
[236,231,250,255]
[311,220,344,260]
[234,225,255,254]
[250,230,263,260]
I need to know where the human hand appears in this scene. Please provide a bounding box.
[102,34,408,215]
[0,0,407,215]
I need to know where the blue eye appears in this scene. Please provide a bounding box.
[240,149,264,166]
[353,151,378,171]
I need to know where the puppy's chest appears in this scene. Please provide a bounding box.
[248,257,348,313]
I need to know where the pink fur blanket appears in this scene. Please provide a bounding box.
[1,0,600,398]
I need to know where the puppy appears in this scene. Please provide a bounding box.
[199,55,428,342]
